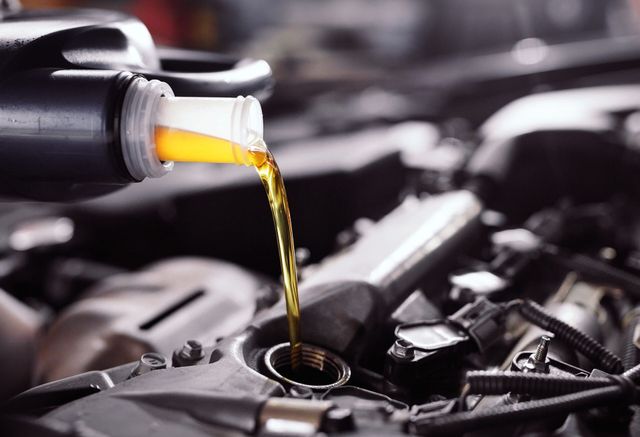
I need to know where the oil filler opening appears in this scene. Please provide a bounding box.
[264,342,351,390]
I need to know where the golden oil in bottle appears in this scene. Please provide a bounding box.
[155,127,302,368]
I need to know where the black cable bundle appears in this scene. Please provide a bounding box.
[412,386,628,436]
[516,299,623,374]
[466,370,611,397]
[412,364,640,436]
[411,299,633,435]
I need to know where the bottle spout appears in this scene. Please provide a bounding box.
[153,95,264,166]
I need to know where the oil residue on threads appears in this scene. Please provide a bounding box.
[155,127,302,368]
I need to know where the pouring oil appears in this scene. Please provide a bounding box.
[155,127,302,368]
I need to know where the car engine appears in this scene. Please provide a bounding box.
[5,1,640,436]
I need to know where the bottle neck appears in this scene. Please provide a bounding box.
[120,76,175,181]
[152,95,264,166]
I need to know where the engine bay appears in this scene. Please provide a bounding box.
[2,82,640,435]
[6,3,640,436]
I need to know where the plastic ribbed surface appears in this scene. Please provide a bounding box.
[121,77,175,180]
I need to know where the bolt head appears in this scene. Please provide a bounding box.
[141,352,167,369]
[392,339,415,359]
[180,340,204,360]
[130,352,167,378]
[323,408,355,432]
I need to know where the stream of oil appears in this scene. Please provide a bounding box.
[155,127,302,368]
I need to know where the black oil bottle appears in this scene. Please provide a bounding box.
[0,6,272,200]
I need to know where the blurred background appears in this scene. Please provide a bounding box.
[21,0,637,50]
[18,0,640,133]
[21,0,640,58]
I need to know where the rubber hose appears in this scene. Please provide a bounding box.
[622,310,640,371]
[623,362,640,382]
[518,300,623,374]
[413,385,627,436]
[466,371,612,396]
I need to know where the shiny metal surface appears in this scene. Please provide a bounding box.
[264,342,351,391]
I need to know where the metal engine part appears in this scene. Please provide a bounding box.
[35,257,276,383]
[0,289,42,400]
